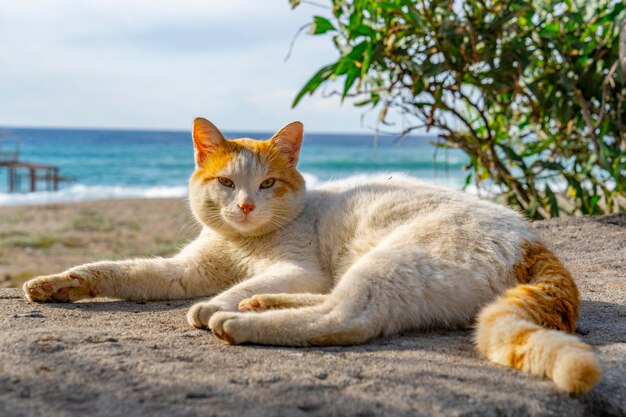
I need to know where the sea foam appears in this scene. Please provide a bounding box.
[0,184,188,206]
[0,173,324,207]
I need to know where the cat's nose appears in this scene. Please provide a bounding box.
[239,203,255,215]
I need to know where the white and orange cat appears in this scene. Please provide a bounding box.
[24,118,601,394]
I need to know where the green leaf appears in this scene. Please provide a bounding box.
[462,172,473,190]
[353,98,372,107]
[309,16,336,35]
[361,46,373,78]
[342,66,360,100]
[535,161,565,171]
[351,24,374,38]
[292,63,337,107]
[539,23,560,37]
[589,195,601,214]
[346,40,369,59]
[498,144,527,169]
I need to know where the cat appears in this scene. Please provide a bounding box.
[23,117,601,394]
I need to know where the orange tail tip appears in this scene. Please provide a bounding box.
[475,240,602,394]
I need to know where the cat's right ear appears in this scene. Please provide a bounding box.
[269,121,304,167]
[192,118,226,167]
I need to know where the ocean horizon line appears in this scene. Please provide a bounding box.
[0,125,436,140]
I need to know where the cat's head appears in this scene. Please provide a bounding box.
[188,118,306,237]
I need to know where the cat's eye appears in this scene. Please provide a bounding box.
[260,178,276,189]
[217,177,235,188]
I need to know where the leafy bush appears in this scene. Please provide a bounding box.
[290,0,626,218]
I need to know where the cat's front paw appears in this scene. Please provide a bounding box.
[208,312,249,344]
[187,302,228,329]
[23,270,95,303]
[238,294,274,312]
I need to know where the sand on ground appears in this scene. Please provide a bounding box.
[0,199,624,417]
[0,198,200,286]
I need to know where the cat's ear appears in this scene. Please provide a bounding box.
[192,118,225,167]
[269,121,303,167]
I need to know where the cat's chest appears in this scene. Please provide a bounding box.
[198,228,320,279]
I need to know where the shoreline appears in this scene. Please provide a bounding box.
[0,185,190,208]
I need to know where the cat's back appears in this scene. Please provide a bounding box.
[310,173,524,228]
[306,174,535,279]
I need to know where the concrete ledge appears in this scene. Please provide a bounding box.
[1,214,625,417]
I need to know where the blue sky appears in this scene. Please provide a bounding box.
[0,0,406,133]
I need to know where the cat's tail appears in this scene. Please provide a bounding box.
[475,240,601,394]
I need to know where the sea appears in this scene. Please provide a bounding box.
[0,128,469,206]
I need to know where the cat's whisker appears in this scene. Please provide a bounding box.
[174,213,201,241]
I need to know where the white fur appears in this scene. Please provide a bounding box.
[201,174,536,345]
[24,173,536,346]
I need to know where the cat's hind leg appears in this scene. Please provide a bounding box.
[210,277,389,346]
[187,263,328,329]
[238,293,327,312]
[209,243,471,346]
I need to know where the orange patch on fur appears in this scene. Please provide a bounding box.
[273,184,289,198]
[507,326,539,369]
[192,141,239,182]
[510,241,579,333]
[481,307,528,327]
[192,137,305,191]
[476,240,599,394]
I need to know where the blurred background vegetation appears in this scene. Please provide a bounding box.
[291,0,626,219]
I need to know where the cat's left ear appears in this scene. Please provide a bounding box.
[269,121,303,167]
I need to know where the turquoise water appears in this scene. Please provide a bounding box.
[0,128,469,205]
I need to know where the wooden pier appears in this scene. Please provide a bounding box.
[0,137,75,193]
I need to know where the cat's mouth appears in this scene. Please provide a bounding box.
[220,210,273,234]
[228,214,262,229]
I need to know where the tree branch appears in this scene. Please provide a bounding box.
[574,88,602,157]
[284,23,311,62]
[454,88,493,143]
[597,60,620,127]
[619,18,626,77]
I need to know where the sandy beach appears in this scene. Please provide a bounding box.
[0,198,200,287]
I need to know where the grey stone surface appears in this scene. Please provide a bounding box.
[1,214,625,417]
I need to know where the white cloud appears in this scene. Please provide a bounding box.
[0,0,411,133]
